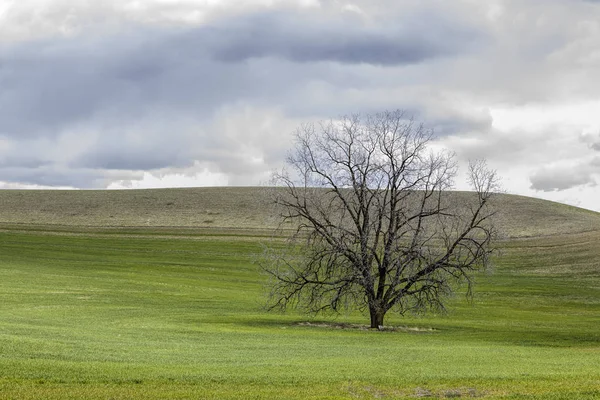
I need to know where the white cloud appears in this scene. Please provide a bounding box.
[0,181,77,190]
[107,165,228,189]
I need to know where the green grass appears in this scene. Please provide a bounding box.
[0,188,599,398]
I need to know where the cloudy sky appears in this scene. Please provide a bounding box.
[1,0,599,211]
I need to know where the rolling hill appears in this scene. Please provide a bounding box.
[0,187,598,238]
[0,187,599,399]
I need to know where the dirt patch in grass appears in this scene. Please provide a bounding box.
[296,321,436,333]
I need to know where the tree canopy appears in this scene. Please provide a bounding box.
[265,110,499,329]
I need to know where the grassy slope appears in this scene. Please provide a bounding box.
[1,187,600,237]
[0,188,599,399]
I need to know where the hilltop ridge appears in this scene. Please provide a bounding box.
[0,187,598,238]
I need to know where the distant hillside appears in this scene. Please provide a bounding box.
[0,187,598,238]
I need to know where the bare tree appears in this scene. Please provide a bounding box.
[265,110,499,329]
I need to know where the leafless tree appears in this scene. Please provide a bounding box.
[264,110,499,329]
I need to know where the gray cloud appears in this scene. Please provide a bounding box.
[207,10,484,65]
[579,132,600,151]
[589,137,600,152]
[0,0,599,209]
[0,6,486,136]
[530,163,597,192]
[73,144,189,171]
[0,165,141,189]
[0,5,490,188]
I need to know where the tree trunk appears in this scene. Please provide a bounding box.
[369,306,385,330]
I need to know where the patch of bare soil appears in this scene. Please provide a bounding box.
[295,321,436,333]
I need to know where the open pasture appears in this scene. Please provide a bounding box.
[0,188,599,399]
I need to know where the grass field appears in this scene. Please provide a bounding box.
[0,188,599,399]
